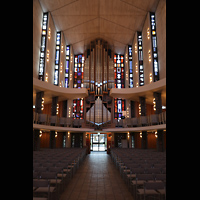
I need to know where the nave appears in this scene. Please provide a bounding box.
[60,151,134,200]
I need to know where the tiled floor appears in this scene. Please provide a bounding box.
[60,151,134,200]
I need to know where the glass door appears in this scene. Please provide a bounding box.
[90,134,107,151]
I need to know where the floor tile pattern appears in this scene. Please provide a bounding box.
[60,151,134,200]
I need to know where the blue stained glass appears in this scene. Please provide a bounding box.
[66,61,69,68]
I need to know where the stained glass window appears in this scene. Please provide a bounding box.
[65,45,70,88]
[114,54,124,89]
[128,45,133,88]
[38,12,48,81]
[54,32,61,86]
[137,32,144,86]
[73,98,84,119]
[150,12,159,82]
[74,54,84,88]
[114,98,125,120]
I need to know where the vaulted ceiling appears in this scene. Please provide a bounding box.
[39,0,160,55]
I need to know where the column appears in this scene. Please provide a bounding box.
[62,100,68,117]
[153,92,162,114]
[35,91,44,114]
[156,130,164,152]
[33,129,40,151]
[49,131,56,149]
[141,131,148,149]
[139,96,146,116]
[131,100,135,118]
[51,96,58,116]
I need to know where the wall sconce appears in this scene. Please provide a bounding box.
[136,82,139,87]
[68,107,71,117]
[46,50,50,62]
[61,45,64,53]
[153,98,156,111]
[148,50,151,62]
[41,97,44,110]
[45,73,48,82]
[127,132,130,139]
[149,73,152,83]
[140,132,142,138]
[135,43,137,53]
[126,54,128,63]
[56,103,59,115]
[139,104,141,115]
[155,131,158,138]
[147,28,150,39]
[136,62,138,73]
[48,28,51,39]
[68,132,70,138]
[70,72,72,81]
[39,130,42,137]
[55,131,58,138]
[126,73,128,81]
[127,107,129,118]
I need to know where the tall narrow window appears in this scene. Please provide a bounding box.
[128,45,133,88]
[74,54,84,88]
[38,12,48,81]
[150,12,159,82]
[114,98,125,120]
[54,32,61,86]
[137,32,144,86]
[65,45,70,88]
[114,54,124,89]
[73,98,84,119]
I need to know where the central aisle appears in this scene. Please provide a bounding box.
[60,151,134,200]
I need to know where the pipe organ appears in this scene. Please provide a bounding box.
[84,39,114,130]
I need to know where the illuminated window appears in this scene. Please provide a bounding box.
[128,45,133,88]
[65,45,70,88]
[114,54,124,88]
[150,12,159,82]
[73,98,84,119]
[74,54,84,88]
[38,12,48,81]
[54,32,61,86]
[114,98,125,120]
[137,32,144,86]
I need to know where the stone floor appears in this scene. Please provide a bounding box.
[60,151,134,200]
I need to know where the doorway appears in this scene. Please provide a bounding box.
[90,133,107,151]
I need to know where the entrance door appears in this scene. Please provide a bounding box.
[90,134,107,151]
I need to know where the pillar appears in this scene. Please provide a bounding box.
[33,129,40,151]
[139,96,146,116]
[51,96,58,116]
[49,131,56,149]
[141,131,148,149]
[131,100,135,118]
[153,92,162,114]
[35,91,44,114]
[62,100,68,117]
[156,130,164,152]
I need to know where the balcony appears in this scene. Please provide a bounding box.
[33,112,166,132]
